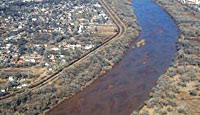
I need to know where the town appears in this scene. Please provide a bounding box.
[0,0,116,96]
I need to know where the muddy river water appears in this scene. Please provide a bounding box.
[48,0,179,114]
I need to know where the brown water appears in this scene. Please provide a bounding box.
[48,0,179,115]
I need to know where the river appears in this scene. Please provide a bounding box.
[48,0,179,114]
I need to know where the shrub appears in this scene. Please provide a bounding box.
[189,90,197,96]
[178,108,186,114]
[168,69,177,78]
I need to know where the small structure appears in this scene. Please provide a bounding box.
[17,86,22,89]
[8,76,14,82]
[22,84,28,87]
[1,89,6,93]
[180,0,200,4]
[84,45,94,50]
[51,47,60,51]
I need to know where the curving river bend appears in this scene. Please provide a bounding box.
[48,0,179,114]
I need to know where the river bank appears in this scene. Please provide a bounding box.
[138,0,200,115]
[48,0,179,114]
[0,0,140,114]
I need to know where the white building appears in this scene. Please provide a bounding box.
[17,86,22,89]
[22,84,28,87]
[51,47,60,51]
[8,76,14,82]
[78,25,84,33]
[84,45,94,50]
[94,3,102,8]
[180,0,200,4]
[66,44,81,50]
[25,58,36,63]
[1,89,6,93]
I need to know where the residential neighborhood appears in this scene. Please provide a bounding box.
[0,0,116,95]
[178,0,200,11]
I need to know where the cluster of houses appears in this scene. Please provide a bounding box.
[0,0,113,93]
[178,0,200,11]
[0,0,111,68]
[179,0,200,4]
[0,75,29,95]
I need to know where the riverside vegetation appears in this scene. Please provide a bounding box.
[0,0,140,114]
[137,0,200,115]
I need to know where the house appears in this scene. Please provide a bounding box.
[22,84,28,87]
[84,45,94,50]
[6,44,12,49]
[18,60,25,65]
[45,63,49,66]
[78,25,84,33]
[0,25,6,29]
[17,86,22,89]
[1,89,6,93]
[50,55,55,60]
[32,18,37,21]
[49,68,53,71]
[94,3,102,8]
[66,44,81,50]
[50,47,60,51]
[8,76,14,82]
[25,58,36,63]
[61,59,66,62]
